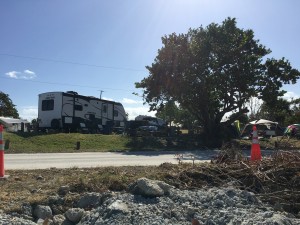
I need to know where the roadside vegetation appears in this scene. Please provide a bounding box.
[3,130,300,153]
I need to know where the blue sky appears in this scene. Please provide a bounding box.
[1,0,300,121]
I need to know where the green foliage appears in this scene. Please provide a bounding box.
[258,58,300,105]
[136,17,300,146]
[247,96,300,127]
[0,92,19,118]
[229,112,249,125]
[155,101,198,128]
[3,132,132,153]
[285,98,300,125]
[176,108,199,129]
[155,101,179,125]
[258,98,292,126]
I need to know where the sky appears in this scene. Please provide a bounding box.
[1,0,300,121]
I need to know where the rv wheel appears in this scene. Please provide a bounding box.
[51,119,60,130]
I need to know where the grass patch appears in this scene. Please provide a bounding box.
[3,132,132,153]
[2,131,207,153]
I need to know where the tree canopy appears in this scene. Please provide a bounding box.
[0,91,19,118]
[287,98,300,124]
[136,18,300,145]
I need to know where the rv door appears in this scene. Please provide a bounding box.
[62,94,75,125]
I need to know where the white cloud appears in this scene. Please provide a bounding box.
[125,106,156,120]
[18,106,38,121]
[283,91,299,100]
[102,97,114,101]
[5,71,20,79]
[22,69,37,79]
[24,69,35,75]
[5,69,37,79]
[122,98,143,104]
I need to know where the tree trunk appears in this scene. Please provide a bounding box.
[202,117,223,148]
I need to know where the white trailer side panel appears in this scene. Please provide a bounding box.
[38,92,63,128]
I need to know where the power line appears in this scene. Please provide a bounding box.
[0,53,147,72]
[0,76,137,93]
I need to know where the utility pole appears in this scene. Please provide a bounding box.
[98,90,104,99]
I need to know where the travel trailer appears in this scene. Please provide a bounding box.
[38,91,127,133]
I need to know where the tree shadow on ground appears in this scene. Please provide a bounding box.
[125,134,207,151]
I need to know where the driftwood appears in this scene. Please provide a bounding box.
[166,149,300,215]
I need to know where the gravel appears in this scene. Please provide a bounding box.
[0,180,299,225]
[79,187,299,225]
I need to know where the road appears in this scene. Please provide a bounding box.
[4,150,220,170]
[3,149,280,170]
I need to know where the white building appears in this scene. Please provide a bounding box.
[0,117,30,132]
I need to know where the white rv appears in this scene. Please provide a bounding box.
[38,91,127,133]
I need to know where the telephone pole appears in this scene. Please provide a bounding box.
[98,90,104,99]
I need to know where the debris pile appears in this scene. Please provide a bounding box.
[168,150,300,215]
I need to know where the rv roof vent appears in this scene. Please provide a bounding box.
[66,91,78,95]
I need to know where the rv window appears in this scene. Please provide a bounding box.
[42,100,54,111]
[114,110,118,117]
[103,105,107,113]
[74,105,83,111]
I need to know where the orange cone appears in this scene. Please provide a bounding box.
[251,125,262,161]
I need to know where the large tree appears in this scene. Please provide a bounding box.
[0,92,19,118]
[136,18,300,146]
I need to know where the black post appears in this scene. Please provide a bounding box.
[4,140,10,150]
[76,141,80,150]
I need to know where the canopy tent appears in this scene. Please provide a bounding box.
[249,119,278,125]
[241,119,283,139]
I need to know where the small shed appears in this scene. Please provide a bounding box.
[0,117,30,132]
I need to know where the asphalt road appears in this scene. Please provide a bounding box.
[4,150,220,170]
[3,149,280,170]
